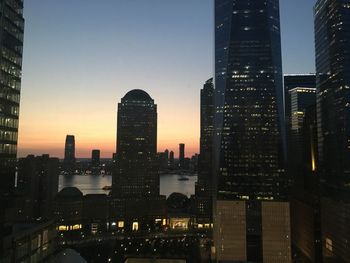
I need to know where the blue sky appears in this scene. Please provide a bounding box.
[18,0,317,157]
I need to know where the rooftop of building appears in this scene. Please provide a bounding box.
[123,89,153,102]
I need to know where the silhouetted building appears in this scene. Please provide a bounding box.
[91,149,100,166]
[54,187,83,233]
[214,0,291,261]
[113,89,159,197]
[169,151,175,170]
[197,78,214,195]
[179,143,185,169]
[314,0,350,261]
[83,194,108,235]
[15,155,59,221]
[0,0,25,256]
[193,78,214,224]
[64,135,75,172]
[157,151,169,171]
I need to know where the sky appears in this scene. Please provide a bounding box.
[17,0,316,158]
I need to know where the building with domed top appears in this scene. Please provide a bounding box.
[113,89,158,198]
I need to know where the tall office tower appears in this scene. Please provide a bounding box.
[63,135,75,173]
[194,78,214,222]
[179,143,185,169]
[64,135,75,164]
[214,0,291,262]
[91,149,100,166]
[169,150,174,169]
[197,78,214,195]
[283,76,321,262]
[0,0,24,258]
[287,86,316,172]
[113,89,158,197]
[16,155,59,221]
[314,0,350,261]
[284,74,316,134]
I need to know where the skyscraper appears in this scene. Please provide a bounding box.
[214,0,291,261]
[283,76,321,262]
[193,78,214,223]
[64,135,75,164]
[314,0,350,261]
[284,74,317,135]
[169,150,175,170]
[0,0,24,258]
[197,78,214,196]
[0,0,24,209]
[16,154,59,221]
[63,135,75,174]
[179,143,185,169]
[113,89,158,197]
[91,149,100,166]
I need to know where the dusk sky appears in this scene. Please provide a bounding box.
[18,0,316,158]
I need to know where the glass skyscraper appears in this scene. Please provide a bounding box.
[113,89,159,198]
[314,0,350,261]
[214,0,291,261]
[0,0,24,202]
[0,0,24,258]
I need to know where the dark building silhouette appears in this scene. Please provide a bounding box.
[15,154,59,221]
[91,149,100,166]
[193,78,214,224]
[113,89,158,197]
[179,143,185,169]
[314,0,350,261]
[64,135,75,164]
[0,0,25,259]
[197,78,214,196]
[63,135,75,174]
[169,151,175,170]
[214,0,291,261]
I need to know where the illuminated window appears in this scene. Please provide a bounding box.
[58,226,68,231]
[326,238,333,252]
[132,222,139,231]
[72,224,82,230]
[118,221,124,228]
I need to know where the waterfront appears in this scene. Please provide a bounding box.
[59,173,197,197]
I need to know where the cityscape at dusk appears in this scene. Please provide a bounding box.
[1,0,350,262]
[17,0,315,158]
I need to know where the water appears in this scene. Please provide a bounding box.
[59,174,197,197]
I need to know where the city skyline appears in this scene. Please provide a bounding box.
[18,0,316,158]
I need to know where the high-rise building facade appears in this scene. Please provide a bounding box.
[63,135,75,174]
[284,76,322,262]
[0,0,24,207]
[197,78,214,196]
[193,78,214,224]
[113,89,158,197]
[169,150,174,170]
[0,0,24,258]
[314,0,350,261]
[91,149,100,166]
[179,143,185,169]
[16,154,59,221]
[64,135,75,164]
[214,0,291,261]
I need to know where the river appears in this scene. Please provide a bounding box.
[59,173,197,197]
